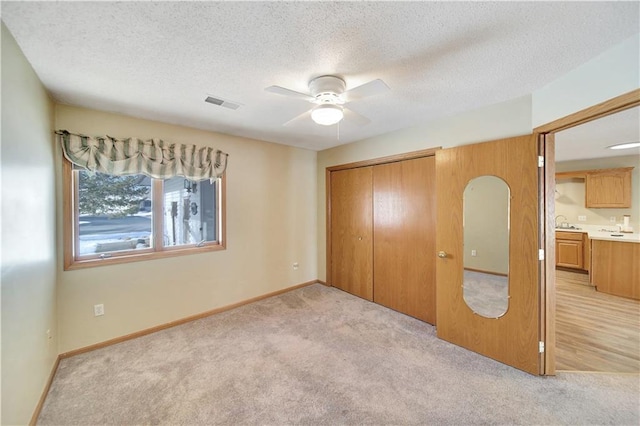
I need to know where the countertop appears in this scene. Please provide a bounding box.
[555,225,640,243]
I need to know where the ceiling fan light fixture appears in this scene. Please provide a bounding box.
[311,104,344,126]
[607,141,640,150]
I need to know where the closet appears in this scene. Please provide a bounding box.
[328,152,436,324]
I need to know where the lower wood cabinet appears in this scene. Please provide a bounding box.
[591,240,640,300]
[556,231,588,271]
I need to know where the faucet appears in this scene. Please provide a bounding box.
[555,215,568,228]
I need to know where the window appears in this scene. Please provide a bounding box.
[63,160,225,269]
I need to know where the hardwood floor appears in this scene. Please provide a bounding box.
[556,269,640,373]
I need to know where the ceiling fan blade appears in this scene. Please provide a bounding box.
[265,85,315,102]
[342,79,390,102]
[283,110,312,127]
[343,107,371,126]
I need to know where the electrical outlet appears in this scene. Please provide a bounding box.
[578,215,587,222]
[471,250,477,257]
[94,304,104,317]
[609,216,617,223]
[46,329,52,340]
[292,262,299,270]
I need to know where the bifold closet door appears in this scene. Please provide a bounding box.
[330,166,373,301]
[373,156,436,324]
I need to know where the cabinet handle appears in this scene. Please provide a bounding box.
[438,251,448,258]
[358,237,363,241]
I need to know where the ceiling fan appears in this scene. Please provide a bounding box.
[265,75,390,127]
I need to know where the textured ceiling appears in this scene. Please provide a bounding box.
[1,1,639,151]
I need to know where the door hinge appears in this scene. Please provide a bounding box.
[539,341,545,353]
[538,156,544,167]
[538,249,545,260]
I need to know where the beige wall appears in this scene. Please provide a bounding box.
[532,33,639,127]
[556,155,640,230]
[55,105,317,352]
[1,23,58,425]
[317,95,532,281]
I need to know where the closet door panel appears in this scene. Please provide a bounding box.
[373,156,436,324]
[330,167,373,300]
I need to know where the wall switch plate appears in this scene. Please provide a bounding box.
[578,215,587,222]
[94,304,104,316]
[471,250,477,257]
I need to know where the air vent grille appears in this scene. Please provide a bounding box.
[205,96,241,110]
[205,96,224,106]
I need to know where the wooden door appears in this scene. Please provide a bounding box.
[373,156,436,324]
[330,167,373,300]
[436,135,541,375]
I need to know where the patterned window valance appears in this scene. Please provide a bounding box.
[56,130,228,180]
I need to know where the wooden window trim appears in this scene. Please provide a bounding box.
[62,158,226,270]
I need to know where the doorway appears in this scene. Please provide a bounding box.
[553,107,639,372]
[534,90,640,375]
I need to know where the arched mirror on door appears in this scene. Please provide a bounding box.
[462,175,511,318]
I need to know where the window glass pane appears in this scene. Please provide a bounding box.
[163,177,217,247]
[199,179,217,242]
[77,171,152,256]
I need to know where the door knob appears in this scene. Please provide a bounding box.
[438,251,448,258]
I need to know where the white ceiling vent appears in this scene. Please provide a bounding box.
[205,96,241,110]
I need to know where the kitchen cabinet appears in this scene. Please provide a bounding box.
[556,231,588,271]
[585,167,633,208]
[591,240,640,300]
[555,167,633,209]
[329,155,436,324]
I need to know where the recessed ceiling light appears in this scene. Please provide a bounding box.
[607,142,640,150]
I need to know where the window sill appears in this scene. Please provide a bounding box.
[64,243,226,271]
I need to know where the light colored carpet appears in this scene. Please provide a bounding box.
[39,284,639,425]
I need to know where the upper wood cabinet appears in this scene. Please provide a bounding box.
[556,167,634,209]
[585,168,633,208]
